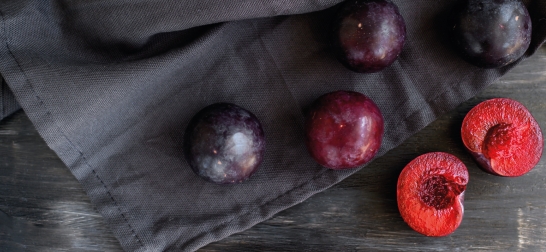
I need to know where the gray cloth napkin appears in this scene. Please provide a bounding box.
[0,0,545,251]
[0,78,19,120]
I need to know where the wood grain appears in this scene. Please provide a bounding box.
[0,48,545,251]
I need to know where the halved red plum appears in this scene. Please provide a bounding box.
[397,152,468,237]
[461,98,543,177]
[305,91,384,169]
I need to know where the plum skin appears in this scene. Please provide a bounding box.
[451,0,532,68]
[332,0,406,73]
[305,91,384,169]
[183,103,265,184]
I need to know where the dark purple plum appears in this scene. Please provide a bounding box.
[452,0,532,68]
[305,91,384,169]
[332,0,406,73]
[183,103,265,184]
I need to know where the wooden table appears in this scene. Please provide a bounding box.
[1,46,545,251]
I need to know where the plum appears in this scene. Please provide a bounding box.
[451,0,532,68]
[397,152,469,237]
[183,103,265,184]
[332,0,406,73]
[305,91,384,169]
[461,98,543,177]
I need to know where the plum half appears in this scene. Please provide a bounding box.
[183,103,265,184]
[397,152,469,237]
[461,98,543,177]
[332,0,406,73]
[305,91,384,169]
[451,0,532,68]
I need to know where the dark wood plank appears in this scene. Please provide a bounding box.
[0,47,544,251]
[0,112,123,252]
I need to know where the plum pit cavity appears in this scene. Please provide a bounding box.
[419,175,465,210]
